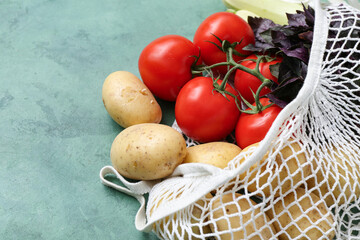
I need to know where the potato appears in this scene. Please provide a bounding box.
[210,193,275,240]
[102,71,162,128]
[183,142,241,169]
[307,146,360,207]
[150,193,212,240]
[110,123,186,180]
[266,188,335,240]
[238,141,311,197]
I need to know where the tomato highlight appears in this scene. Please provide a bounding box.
[193,12,255,76]
[138,35,201,101]
[235,98,282,149]
[175,76,240,143]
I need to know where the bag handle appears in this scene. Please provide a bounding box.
[99,166,158,232]
[99,164,234,232]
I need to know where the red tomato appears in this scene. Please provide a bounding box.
[193,12,255,76]
[235,98,282,149]
[138,35,201,101]
[234,55,281,104]
[175,76,240,143]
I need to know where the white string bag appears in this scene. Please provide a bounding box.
[100,1,360,239]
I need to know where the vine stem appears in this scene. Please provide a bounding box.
[192,46,274,113]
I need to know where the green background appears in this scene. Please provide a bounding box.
[0,0,225,239]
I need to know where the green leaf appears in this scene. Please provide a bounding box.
[269,62,280,79]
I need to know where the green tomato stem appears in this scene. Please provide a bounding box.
[253,79,272,112]
[189,39,275,113]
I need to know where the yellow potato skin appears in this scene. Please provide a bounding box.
[183,142,241,169]
[266,188,335,240]
[210,193,275,240]
[110,123,186,180]
[102,71,162,128]
[307,147,360,207]
[238,141,311,197]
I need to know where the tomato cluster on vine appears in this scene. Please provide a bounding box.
[138,11,283,149]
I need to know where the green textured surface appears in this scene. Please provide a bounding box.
[0,0,225,239]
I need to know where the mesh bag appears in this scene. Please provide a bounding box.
[100,1,360,239]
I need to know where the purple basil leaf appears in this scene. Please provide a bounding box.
[287,12,307,28]
[244,4,315,107]
[303,4,315,25]
[271,30,293,50]
[281,44,309,63]
[298,31,313,42]
[242,43,264,52]
[247,17,281,46]
[259,29,274,44]
[267,77,304,107]
[279,76,304,87]
[300,61,308,78]
[267,94,289,108]
[278,56,302,80]
[248,17,279,37]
